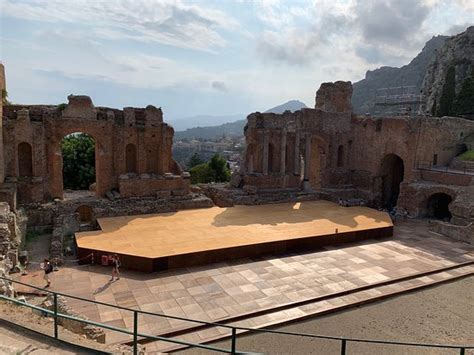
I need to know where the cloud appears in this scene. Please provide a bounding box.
[211,81,228,92]
[254,2,352,66]
[1,0,238,51]
[353,0,431,45]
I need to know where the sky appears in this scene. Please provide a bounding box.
[1,0,473,120]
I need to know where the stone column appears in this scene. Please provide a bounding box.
[262,131,269,175]
[304,133,311,181]
[247,155,254,173]
[294,131,300,175]
[280,129,287,174]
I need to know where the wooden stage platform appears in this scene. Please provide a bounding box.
[76,201,393,272]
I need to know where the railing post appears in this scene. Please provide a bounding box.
[133,310,138,355]
[460,348,465,355]
[53,293,58,339]
[340,339,346,355]
[231,327,237,354]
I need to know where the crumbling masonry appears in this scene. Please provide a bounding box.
[235,81,474,243]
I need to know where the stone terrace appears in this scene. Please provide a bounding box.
[17,220,473,352]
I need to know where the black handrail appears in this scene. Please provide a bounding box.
[0,275,472,354]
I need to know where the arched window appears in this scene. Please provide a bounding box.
[18,142,33,177]
[125,143,137,173]
[337,145,344,167]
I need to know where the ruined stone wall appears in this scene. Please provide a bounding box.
[2,95,189,204]
[239,81,474,211]
[0,63,5,184]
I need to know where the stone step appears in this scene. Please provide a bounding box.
[126,262,474,353]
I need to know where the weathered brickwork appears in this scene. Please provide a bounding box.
[238,81,474,242]
[2,95,190,203]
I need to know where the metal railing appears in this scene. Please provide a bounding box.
[416,160,471,175]
[0,275,472,354]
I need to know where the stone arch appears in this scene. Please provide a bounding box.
[48,127,106,199]
[380,154,404,209]
[125,143,137,173]
[337,145,344,167]
[18,142,33,177]
[426,193,453,221]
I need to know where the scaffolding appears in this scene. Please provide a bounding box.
[373,85,426,117]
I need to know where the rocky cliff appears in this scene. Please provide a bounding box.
[352,35,448,115]
[421,26,474,119]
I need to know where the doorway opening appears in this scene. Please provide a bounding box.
[61,133,96,199]
[426,193,452,221]
[380,154,404,209]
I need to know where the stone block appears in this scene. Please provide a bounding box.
[243,185,258,195]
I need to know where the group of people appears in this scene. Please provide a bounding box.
[40,254,121,288]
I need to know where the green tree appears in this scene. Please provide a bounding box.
[189,154,231,184]
[190,163,213,184]
[1,89,10,105]
[453,72,474,117]
[188,152,203,169]
[437,66,456,117]
[208,154,231,182]
[61,133,95,190]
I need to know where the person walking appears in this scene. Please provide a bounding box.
[42,258,53,288]
[110,254,121,281]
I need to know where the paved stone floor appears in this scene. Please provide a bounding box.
[18,220,473,347]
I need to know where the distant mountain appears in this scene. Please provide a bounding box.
[168,114,244,131]
[352,35,449,115]
[264,100,307,114]
[174,100,308,140]
[174,119,246,140]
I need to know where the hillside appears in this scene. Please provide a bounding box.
[352,35,449,114]
[174,120,246,140]
[168,114,244,131]
[264,100,307,114]
[174,100,307,140]
[421,26,474,119]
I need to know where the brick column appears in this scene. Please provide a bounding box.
[263,131,269,175]
[280,129,287,174]
[294,131,300,175]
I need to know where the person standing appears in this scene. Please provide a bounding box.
[42,258,53,288]
[110,254,121,281]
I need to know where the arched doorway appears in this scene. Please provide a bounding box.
[380,154,404,209]
[61,133,96,197]
[18,142,33,177]
[426,193,452,220]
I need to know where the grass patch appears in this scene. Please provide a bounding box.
[458,150,474,161]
